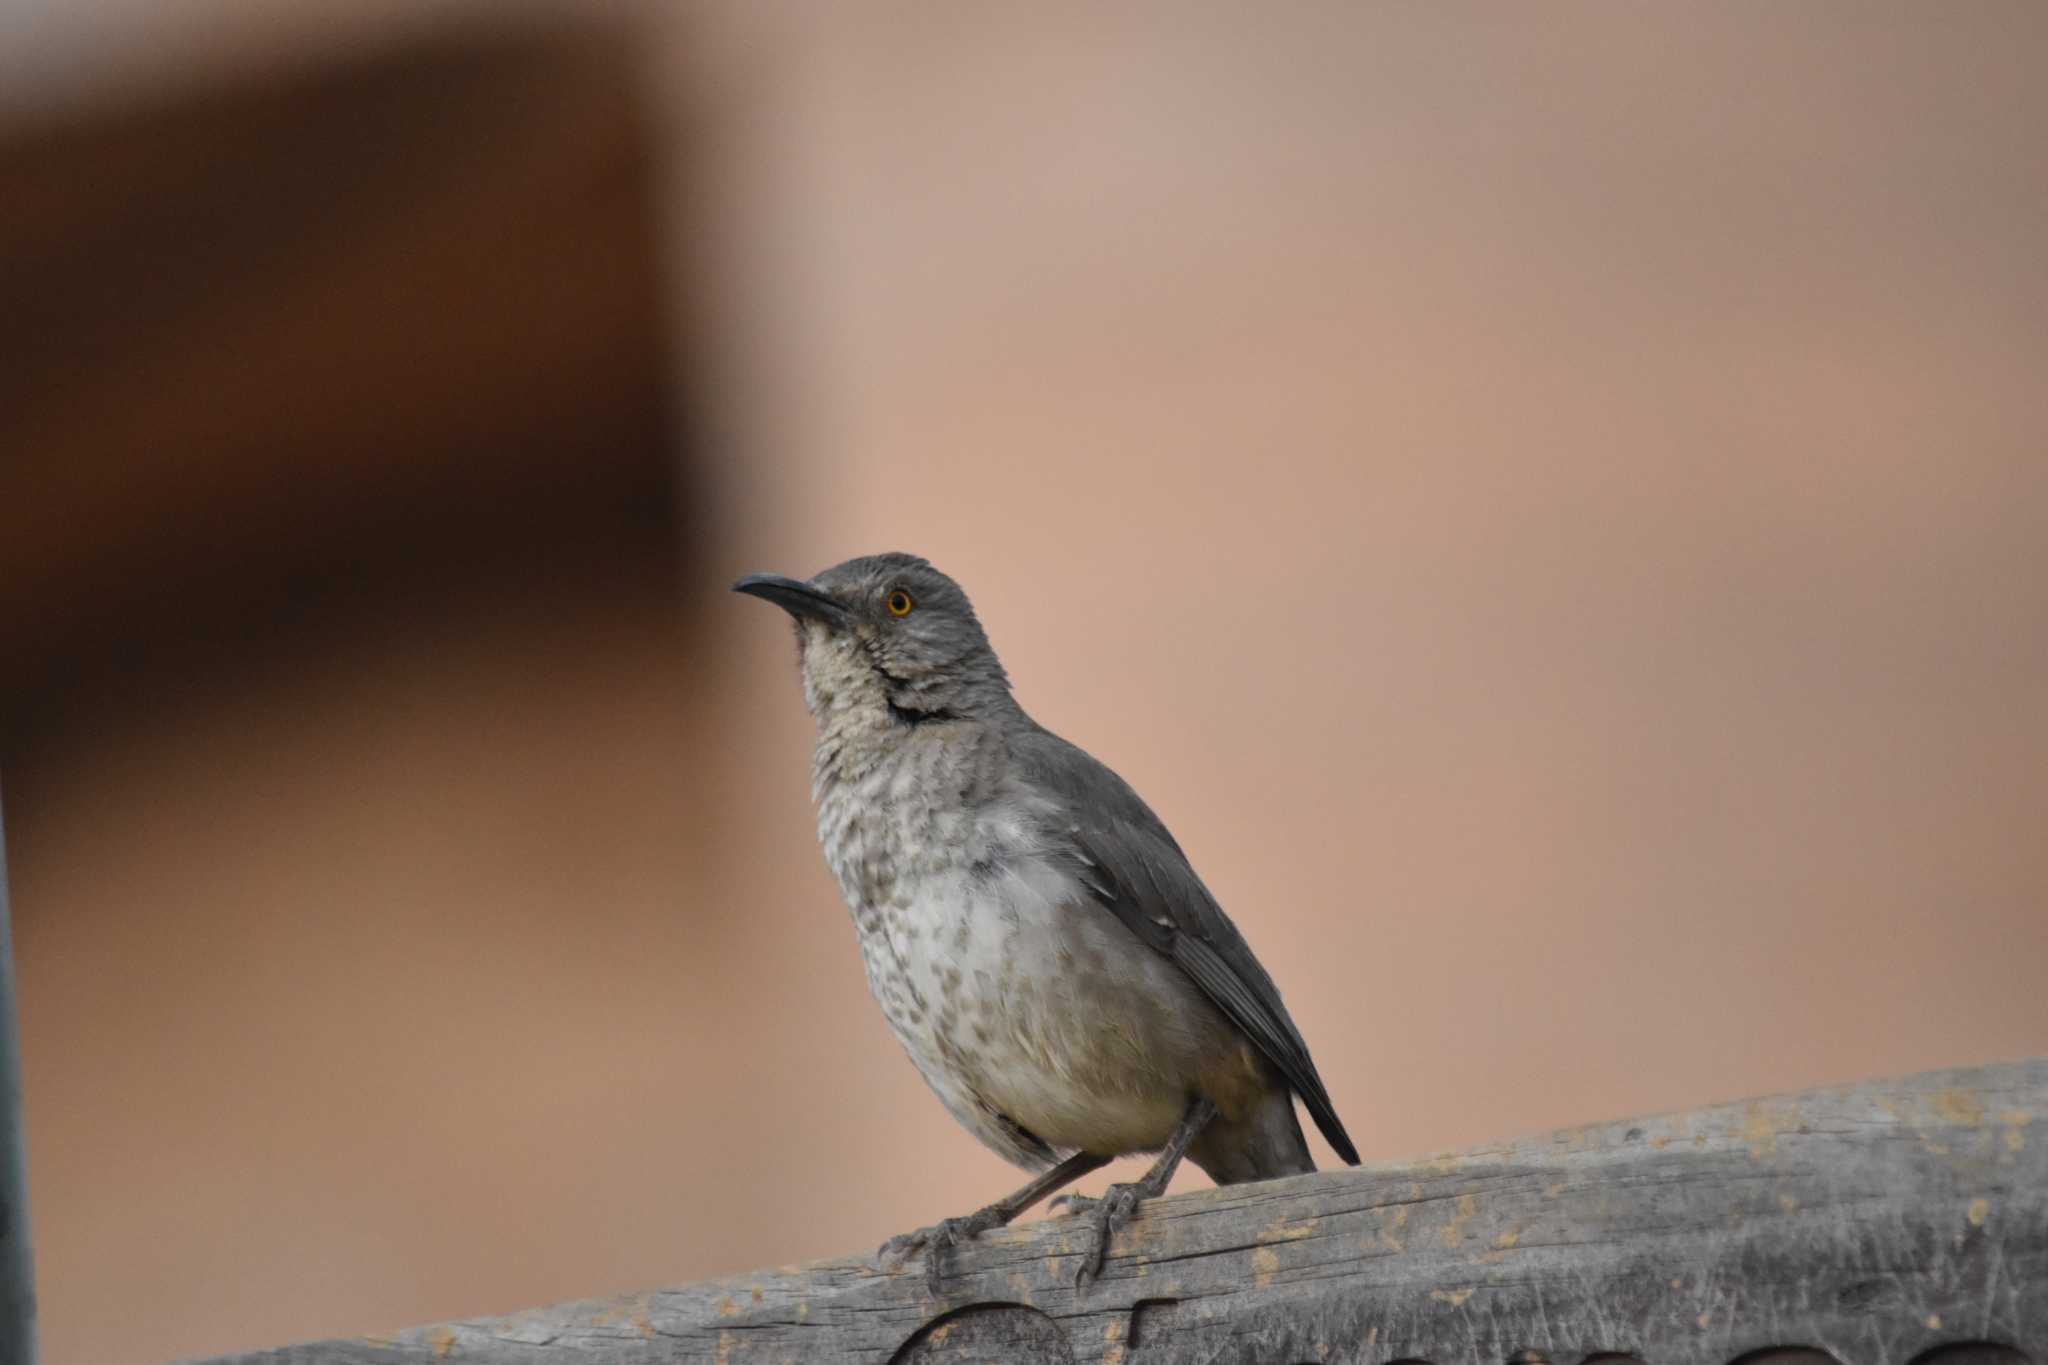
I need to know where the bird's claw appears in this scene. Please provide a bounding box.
[1070,1181,1145,1289]
[876,1209,1001,1296]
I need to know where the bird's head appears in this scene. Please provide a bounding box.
[733,553,1013,727]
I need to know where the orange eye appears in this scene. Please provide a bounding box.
[886,589,914,617]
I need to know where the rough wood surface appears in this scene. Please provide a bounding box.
[197,1059,2045,1365]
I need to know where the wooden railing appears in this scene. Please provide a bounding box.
[198,1059,2045,1364]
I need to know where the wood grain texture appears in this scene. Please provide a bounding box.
[194,1059,2045,1365]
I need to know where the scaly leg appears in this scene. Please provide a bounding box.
[1059,1096,1217,1288]
[878,1149,1111,1295]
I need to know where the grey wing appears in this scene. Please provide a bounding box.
[1013,726,1360,1165]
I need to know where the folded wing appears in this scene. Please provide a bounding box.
[1013,725,1359,1165]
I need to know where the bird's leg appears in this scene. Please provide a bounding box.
[878,1149,1110,1295]
[1059,1095,1217,1288]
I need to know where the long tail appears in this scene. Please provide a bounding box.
[1189,1087,1316,1185]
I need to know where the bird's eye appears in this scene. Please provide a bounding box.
[886,589,914,617]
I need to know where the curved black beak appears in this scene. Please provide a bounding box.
[732,572,852,627]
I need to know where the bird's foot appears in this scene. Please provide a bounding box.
[1056,1181,1147,1288]
[877,1206,1005,1296]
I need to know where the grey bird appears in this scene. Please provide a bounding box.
[734,553,1357,1291]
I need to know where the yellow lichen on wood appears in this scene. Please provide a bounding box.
[1261,1216,1317,1240]
[1440,1193,1478,1246]
[1742,1102,1793,1159]
[1930,1088,1985,1126]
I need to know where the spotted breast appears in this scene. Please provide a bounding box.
[812,719,1222,1172]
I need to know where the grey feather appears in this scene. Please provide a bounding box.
[1011,724,1361,1166]
[739,550,1360,1192]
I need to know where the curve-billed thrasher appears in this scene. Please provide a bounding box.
[735,552,1357,1290]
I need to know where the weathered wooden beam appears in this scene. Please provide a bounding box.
[199,1059,2044,1365]
[0,788,34,1365]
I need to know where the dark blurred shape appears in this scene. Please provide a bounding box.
[0,19,685,769]
[1906,1349,2036,1365]
[0,19,706,1359]
[1729,1351,1842,1365]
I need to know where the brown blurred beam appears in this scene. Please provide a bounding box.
[0,20,686,759]
[191,1059,2045,1365]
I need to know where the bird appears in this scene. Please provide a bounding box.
[733,552,1357,1292]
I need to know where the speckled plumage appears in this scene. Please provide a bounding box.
[811,686,1245,1169]
[736,552,1356,1284]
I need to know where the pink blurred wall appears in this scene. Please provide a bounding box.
[9,3,2047,1359]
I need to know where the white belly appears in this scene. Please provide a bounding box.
[815,744,1206,1168]
[849,849,1193,1167]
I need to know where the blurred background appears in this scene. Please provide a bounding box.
[2,1,2044,1359]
